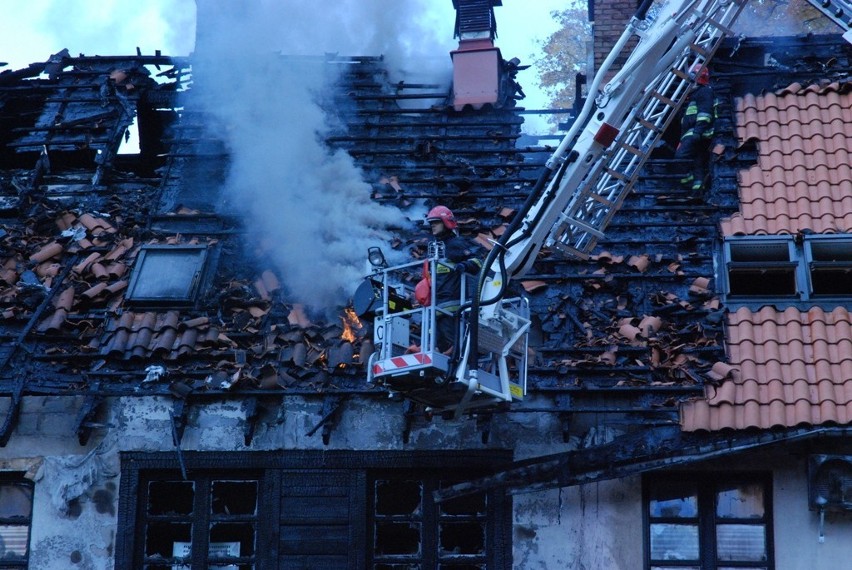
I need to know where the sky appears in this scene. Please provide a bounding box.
[0,0,568,310]
[0,0,565,115]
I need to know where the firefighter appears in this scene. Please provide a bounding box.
[675,64,716,194]
[425,205,484,353]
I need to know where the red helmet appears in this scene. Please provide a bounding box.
[426,205,457,230]
[690,64,710,85]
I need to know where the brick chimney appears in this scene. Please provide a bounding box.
[589,0,639,77]
[450,0,503,110]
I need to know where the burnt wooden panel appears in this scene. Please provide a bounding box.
[279,469,359,569]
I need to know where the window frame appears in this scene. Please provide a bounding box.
[720,235,852,307]
[0,473,34,569]
[803,235,852,298]
[116,450,512,570]
[133,469,266,569]
[367,469,496,568]
[125,244,210,306]
[643,472,774,570]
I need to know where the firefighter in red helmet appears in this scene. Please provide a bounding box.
[675,63,716,194]
[425,205,483,353]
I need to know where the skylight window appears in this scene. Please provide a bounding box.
[725,238,798,297]
[721,235,852,305]
[806,237,852,296]
[126,245,208,305]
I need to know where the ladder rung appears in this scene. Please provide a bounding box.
[672,68,691,81]
[616,141,645,157]
[551,241,591,260]
[603,167,629,182]
[704,15,736,37]
[689,43,710,58]
[637,117,662,133]
[559,216,606,238]
[589,192,614,206]
[649,90,676,108]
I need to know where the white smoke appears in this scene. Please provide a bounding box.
[192,0,457,309]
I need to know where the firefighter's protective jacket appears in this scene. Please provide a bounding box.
[431,230,484,310]
[680,83,715,140]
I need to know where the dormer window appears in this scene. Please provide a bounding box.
[126,245,208,305]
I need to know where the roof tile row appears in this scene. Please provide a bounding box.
[723,80,852,235]
[683,78,852,432]
[682,306,852,431]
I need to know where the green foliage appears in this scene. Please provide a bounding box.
[533,2,591,125]
[532,0,839,129]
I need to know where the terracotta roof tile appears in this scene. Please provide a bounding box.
[723,80,852,236]
[29,242,64,263]
[37,287,76,334]
[682,307,852,431]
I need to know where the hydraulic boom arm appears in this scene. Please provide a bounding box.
[367,0,852,417]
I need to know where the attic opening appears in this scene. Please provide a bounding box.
[112,93,178,177]
[0,60,180,179]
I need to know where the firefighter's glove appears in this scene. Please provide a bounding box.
[453,262,468,274]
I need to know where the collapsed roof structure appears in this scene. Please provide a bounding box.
[0,0,850,568]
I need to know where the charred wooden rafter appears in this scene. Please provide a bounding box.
[434,426,852,502]
[0,260,77,446]
[401,400,418,444]
[307,396,345,446]
[243,396,259,446]
[171,398,189,445]
[74,386,103,446]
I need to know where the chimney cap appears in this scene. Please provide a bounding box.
[453,0,502,40]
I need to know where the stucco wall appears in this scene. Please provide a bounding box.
[5,395,848,569]
[773,462,852,570]
[513,478,643,569]
[0,394,588,569]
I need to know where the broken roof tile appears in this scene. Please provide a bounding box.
[627,254,650,272]
[29,242,64,263]
[521,280,547,293]
[682,306,852,432]
[78,213,116,234]
[475,233,495,250]
[288,304,311,328]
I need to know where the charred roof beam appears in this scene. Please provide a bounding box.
[0,260,76,446]
[74,387,103,446]
[307,395,345,446]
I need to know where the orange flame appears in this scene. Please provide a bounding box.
[340,307,363,343]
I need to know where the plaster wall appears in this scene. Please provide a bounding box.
[12,394,849,570]
[512,478,643,570]
[0,394,581,569]
[773,462,852,570]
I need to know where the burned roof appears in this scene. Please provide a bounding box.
[1,32,845,445]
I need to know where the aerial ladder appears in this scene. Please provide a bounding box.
[362,0,852,416]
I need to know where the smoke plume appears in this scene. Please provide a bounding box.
[192,0,456,309]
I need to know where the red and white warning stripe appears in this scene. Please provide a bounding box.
[373,352,432,375]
